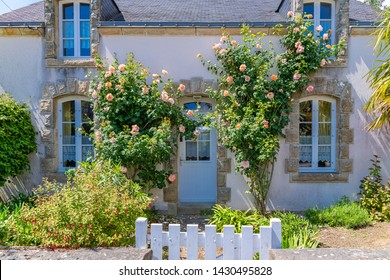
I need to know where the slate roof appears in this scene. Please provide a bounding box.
[0,0,381,25]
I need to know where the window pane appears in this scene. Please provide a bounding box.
[320,3,332,19]
[81,101,93,122]
[63,4,74,20]
[318,146,331,167]
[63,146,76,167]
[80,4,90,20]
[300,101,312,122]
[82,146,94,162]
[299,146,312,167]
[303,3,314,18]
[80,21,90,38]
[82,123,93,144]
[63,39,74,56]
[62,101,75,122]
[186,141,197,161]
[63,123,75,144]
[198,141,210,161]
[319,100,331,122]
[80,40,90,56]
[299,123,312,144]
[183,102,212,112]
[318,124,331,144]
[198,130,210,141]
[320,20,332,34]
[63,21,74,38]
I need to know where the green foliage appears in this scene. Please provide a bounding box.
[304,197,372,229]
[364,0,384,9]
[359,156,390,221]
[200,14,342,213]
[88,54,197,190]
[208,204,269,233]
[6,160,151,248]
[209,205,319,249]
[364,7,390,130]
[0,94,37,186]
[269,211,319,249]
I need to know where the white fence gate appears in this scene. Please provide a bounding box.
[135,217,281,260]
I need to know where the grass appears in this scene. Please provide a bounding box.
[304,197,372,229]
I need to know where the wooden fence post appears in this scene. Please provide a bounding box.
[241,226,254,260]
[168,224,181,260]
[135,217,147,249]
[187,224,199,260]
[205,225,217,260]
[260,226,272,260]
[151,223,163,260]
[223,225,235,260]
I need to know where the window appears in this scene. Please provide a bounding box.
[299,97,336,172]
[60,1,90,57]
[303,1,335,44]
[58,98,94,171]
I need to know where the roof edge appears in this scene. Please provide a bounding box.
[98,21,289,28]
[0,22,44,27]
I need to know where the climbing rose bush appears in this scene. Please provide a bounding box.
[200,13,343,213]
[88,54,198,190]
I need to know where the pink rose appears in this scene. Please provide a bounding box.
[131,124,139,136]
[223,90,229,97]
[239,64,247,72]
[293,73,301,80]
[110,137,117,143]
[105,82,112,88]
[109,66,115,73]
[168,98,175,105]
[320,58,327,67]
[316,25,323,32]
[244,75,250,82]
[220,36,227,42]
[219,49,227,55]
[168,174,176,182]
[226,76,233,84]
[142,85,149,94]
[179,125,185,133]
[103,107,110,112]
[104,71,112,78]
[212,43,222,51]
[194,130,200,136]
[187,110,194,116]
[263,120,269,129]
[162,69,168,76]
[323,33,329,40]
[121,166,128,173]
[161,91,169,102]
[118,64,126,72]
[295,41,302,48]
[293,27,299,33]
[287,11,293,18]
[267,92,274,99]
[306,85,314,92]
[241,161,250,169]
[308,33,313,38]
[106,93,114,101]
[152,73,159,79]
[91,90,98,99]
[179,84,186,92]
[256,44,262,50]
[296,46,305,53]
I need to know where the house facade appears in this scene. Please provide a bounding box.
[0,0,389,212]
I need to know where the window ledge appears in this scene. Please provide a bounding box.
[46,58,96,68]
[291,172,349,183]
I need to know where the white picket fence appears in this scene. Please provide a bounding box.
[135,217,281,260]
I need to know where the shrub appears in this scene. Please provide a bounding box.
[304,197,372,229]
[6,160,151,248]
[359,155,390,222]
[209,205,319,249]
[0,94,37,187]
[269,211,319,249]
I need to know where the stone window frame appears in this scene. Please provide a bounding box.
[57,95,93,172]
[292,0,349,67]
[44,0,100,67]
[285,78,353,183]
[298,95,337,173]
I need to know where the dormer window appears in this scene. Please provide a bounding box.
[303,1,335,44]
[60,1,91,58]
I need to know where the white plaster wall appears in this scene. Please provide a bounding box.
[0,36,45,196]
[100,33,390,211]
